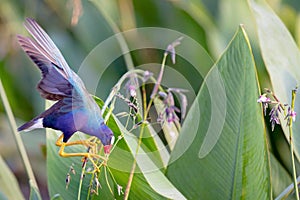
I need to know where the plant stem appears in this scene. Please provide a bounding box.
[289,88,299,200]
[78,158,87,200]
[150,52,167,99]
[101,69,145,117]
[104,166,114,195]
[124,51,171,199]
[0,78,39,190]
[275,176,300,199]
[124,84,148,200]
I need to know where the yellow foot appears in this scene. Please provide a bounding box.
[55,134,108,172]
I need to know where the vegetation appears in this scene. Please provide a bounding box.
[1,0,300,199]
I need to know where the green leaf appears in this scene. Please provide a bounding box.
[0,155,24,200]
[46,129,90,199]
[166,26,271,199]
[0,191,8,200]
[114,118,186,200]
[269,153,292,198]
[274,177,300,200]
[46,100,172,199]
[50,194,64,200]
[29,179,42,200]
[249,0,300,161]
[153,98,179,151]
[94,95,168,170]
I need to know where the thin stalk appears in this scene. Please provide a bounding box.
[144,52,168,118]
[124,52,170,199]
[78,158,87,200]
[101,69,145,116]
[0,78,39,189]
[150,52,167,99]
[275,176,300,200]
[104,166,114,195]
[289,88,299,200]
[124,108,131,129]
[124,84,148,200]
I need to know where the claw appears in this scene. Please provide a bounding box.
[56,134,107,172]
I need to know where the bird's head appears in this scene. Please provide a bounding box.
[99,123,114,154]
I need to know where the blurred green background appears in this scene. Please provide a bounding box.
[0,0,300,199]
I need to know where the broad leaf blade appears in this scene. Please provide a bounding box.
[249,0,300,161]
[46,130,91,199]
[114,118,186,200]
[94,96,168,170]
[0,155,24,200]
[46,100,172,199]
[46,124,164,200]
[166,26,271,199]
[269,153,292,198]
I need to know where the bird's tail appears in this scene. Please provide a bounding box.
[18,118,44,132]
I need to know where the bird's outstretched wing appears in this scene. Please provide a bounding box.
[17,18,85,101]
[17,18,113,150]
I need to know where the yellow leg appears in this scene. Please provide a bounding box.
[55,134,98,147]
[55,134,107,170]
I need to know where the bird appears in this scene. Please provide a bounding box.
[17,18,114,162]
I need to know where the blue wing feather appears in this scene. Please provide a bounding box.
[17,18,87,101]
[24,18,73,77]
[17,34,73,100]
[17,18,114,148]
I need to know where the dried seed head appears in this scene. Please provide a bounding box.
[94,175,101,189]
[70,166,75,175]
[66,173,71,189]
[117,184,124,196]
[143,70,153,82]
[165,37,183,64]
[90,189,96,195]
[269,105,281,131]
[257,95,271,103]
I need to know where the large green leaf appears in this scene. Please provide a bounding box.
[166,26,271,199]
[46,125,166,200]
[0,155,24,200]
[269,153,293,198]
[113,118,186,200]
[46,99,181,199]
[249,0,300,161]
